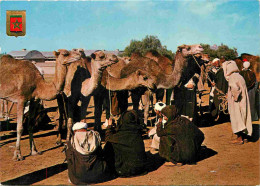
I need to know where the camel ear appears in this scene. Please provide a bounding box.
[91,53,96,59]
[53,51,60,57]
[177,44,186,52]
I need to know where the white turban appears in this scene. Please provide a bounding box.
[72,122,88,131]
[212,58,220,64]
[222,60,239,81]
[154,102,166,112]
[243,61,250,69]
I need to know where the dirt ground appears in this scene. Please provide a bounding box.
[0,84,259,185]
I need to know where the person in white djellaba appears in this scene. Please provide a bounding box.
[222,60,252,144]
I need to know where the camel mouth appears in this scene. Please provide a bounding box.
[194,52,203,57]
[147,83,157,91]
[109,58,119,63]
[63,56,81,65]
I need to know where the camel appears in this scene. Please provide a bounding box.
[119,44,208,125]
[56,50,156,143]
[0,49,82,160]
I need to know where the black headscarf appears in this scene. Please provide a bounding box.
[116,110,143,132]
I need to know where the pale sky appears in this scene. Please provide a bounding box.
[0,0,259,55]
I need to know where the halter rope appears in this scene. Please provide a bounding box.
[192,55,228,114]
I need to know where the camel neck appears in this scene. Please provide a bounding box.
[158,52,187,89]
[102,72,140,91]
[81,60,105,97]
[33,61,67,100]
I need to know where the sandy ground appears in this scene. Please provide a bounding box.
[0,85,259,185]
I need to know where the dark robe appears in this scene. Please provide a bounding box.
[173,74,199,121]
[240,70,258,121]
[239,70,257,91]
[66,142,112,185]
[157,105,204,164]
[208,68,228,117]
[104,110,147,177]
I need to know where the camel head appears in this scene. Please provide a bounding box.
[177,44,204,58]
[53,49,82,65]
[90,51,119,71]
[121,56,131,64]
[135,69,157,90]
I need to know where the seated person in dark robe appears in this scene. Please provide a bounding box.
[104,110,147,177]
[66,122,113,185]
[157,105,205,165]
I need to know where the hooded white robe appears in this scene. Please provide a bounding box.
[222,61,252,136]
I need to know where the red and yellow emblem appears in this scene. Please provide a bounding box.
[6,10,26,37]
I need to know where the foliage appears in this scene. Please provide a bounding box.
[123,35,175,60]
[201,43,238,61]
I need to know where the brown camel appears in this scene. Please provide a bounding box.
[57,50,156,142]
[120,44,208,125]
[0,49,82,160]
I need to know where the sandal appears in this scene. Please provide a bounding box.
[231,139,244,145]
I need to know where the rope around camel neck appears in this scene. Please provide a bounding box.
[107,70,112,117]
[192,55,228,115]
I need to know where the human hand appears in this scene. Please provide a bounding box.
[186,83,194,89]
[108,118,113,126]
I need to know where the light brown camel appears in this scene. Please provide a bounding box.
[120,44,208,125]
[57,50,156,142]
[0,49,82,160]
[61,50,120,141]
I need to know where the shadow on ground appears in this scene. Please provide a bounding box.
[250,124,260,142]
[1,163,67,185]
[0,130,58,147]
[145,151,165,172]
[197,146,218,162]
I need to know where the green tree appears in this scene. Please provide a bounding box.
[201,43,238,60]
[123,35,175,60]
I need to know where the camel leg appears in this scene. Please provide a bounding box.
[0,99,3,118]
[142,90,151,126]
[156,89,165,102]
[131,89,142,111]
[56,93,68,145]
[66,117,73,142]
[94,93,104,132]
[80,96,90,122]
[13,101,25,161]
[166,89,173,105]
[66,94,78,141]
[27,100,42,156]
[7,102,14,120]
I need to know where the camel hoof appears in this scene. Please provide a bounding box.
[12,155,24,161]
[31,151,43,156]
[56,141,63,146]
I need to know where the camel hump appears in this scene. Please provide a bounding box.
[130,52,142,60]
[0,55,15,65]
[145,50,160,57]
